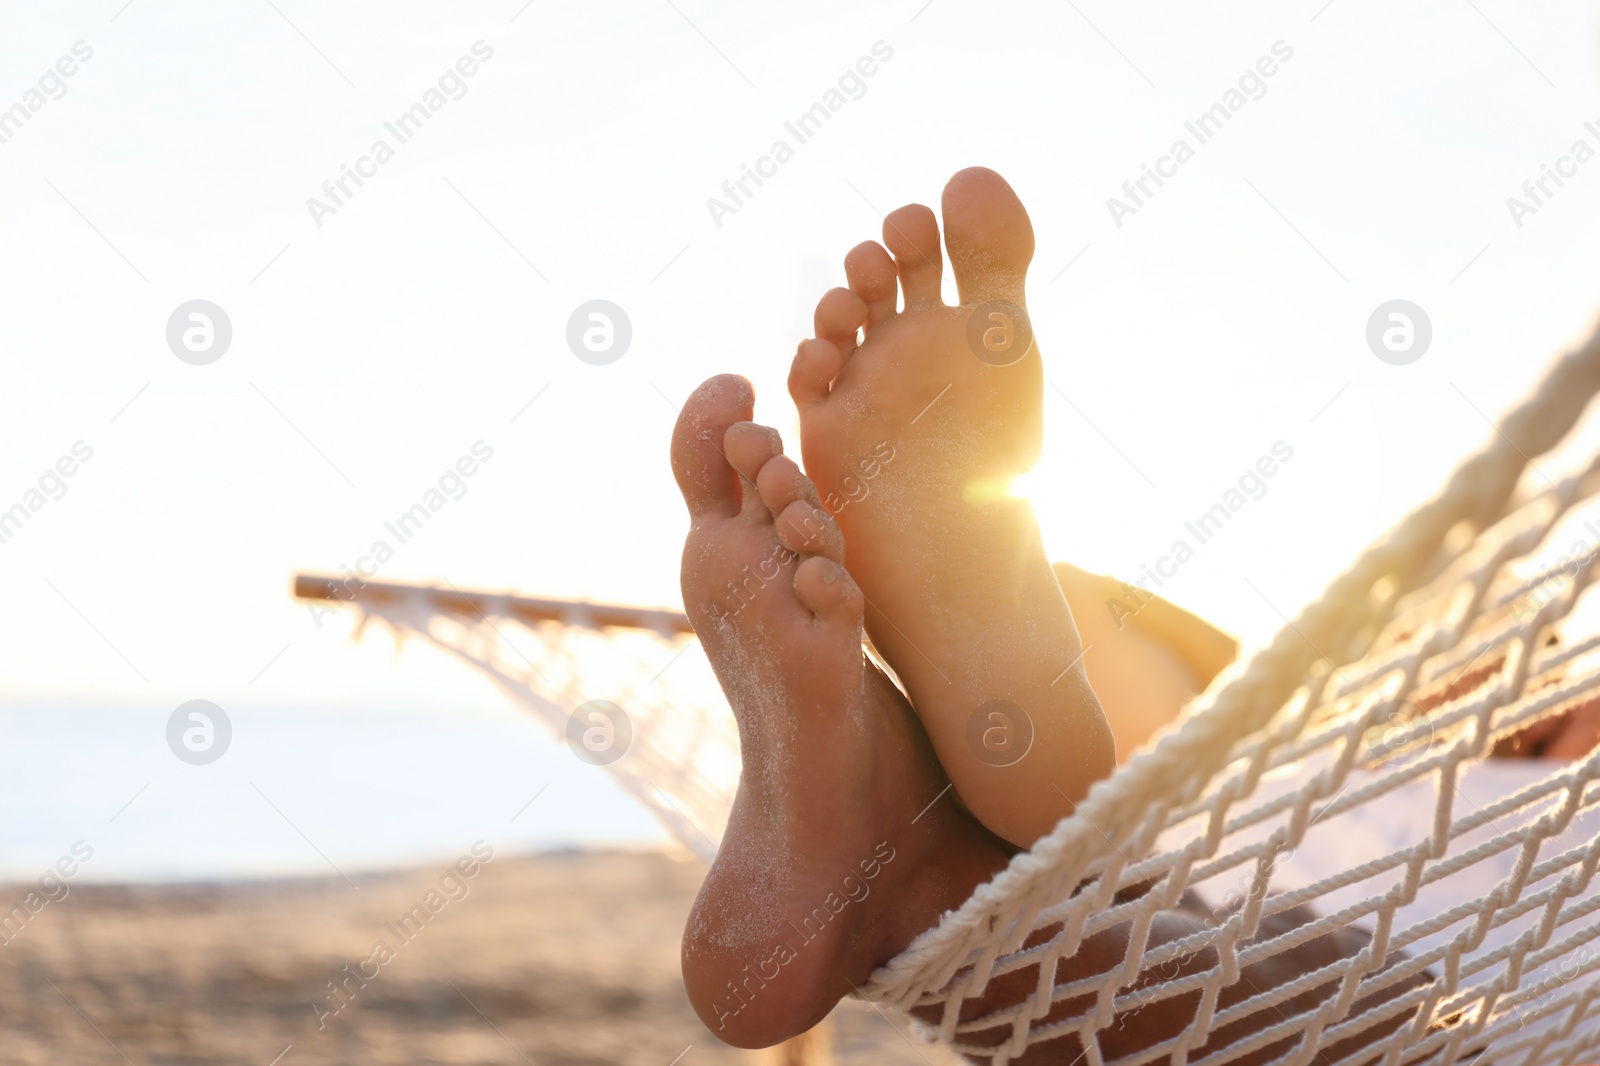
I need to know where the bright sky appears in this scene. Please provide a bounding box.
[4,0,1600,876]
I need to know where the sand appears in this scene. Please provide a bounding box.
[0,849,959,1065]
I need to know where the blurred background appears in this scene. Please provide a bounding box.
[3,1,1600,1062]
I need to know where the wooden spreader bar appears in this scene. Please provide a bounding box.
[292,573,694,635]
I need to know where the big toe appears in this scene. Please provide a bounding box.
[941,167,1034,306]
[671,374,753,520]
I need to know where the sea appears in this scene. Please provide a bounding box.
[0,701,670,885]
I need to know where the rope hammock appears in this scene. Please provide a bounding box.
[297,314,1600,1065]
[858,315,1600,1065]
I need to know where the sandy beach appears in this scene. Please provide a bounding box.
[0,849,957,1065]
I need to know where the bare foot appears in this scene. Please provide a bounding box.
[789,167,1113,846]
[671,383,1422,1062]
[670,374,1010,1047]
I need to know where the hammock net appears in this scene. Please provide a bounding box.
[858,318,1600,1065]
[301,316,1600,1065]
[295,580,740,866]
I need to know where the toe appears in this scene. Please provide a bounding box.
[792,555,863,626]
[724,421,783,485]
[670,374,753,520]
[814,287,868,360]
[754,454,822,524]
[788,337,842,409]
[882,203,944,309]
[844,240,898,326]
[776,499,845,563]
[941,167,1034,306]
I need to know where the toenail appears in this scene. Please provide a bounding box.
[822,560,838,584]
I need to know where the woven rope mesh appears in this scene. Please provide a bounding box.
[865,480,1600,1064]
[347,590,739,865]
[858,320,1600,1064]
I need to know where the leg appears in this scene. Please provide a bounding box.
[919,891,1429,1065]
[1054,561,1239,759]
